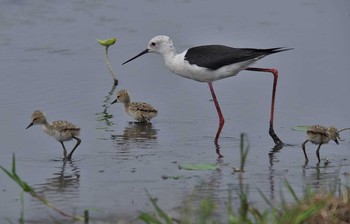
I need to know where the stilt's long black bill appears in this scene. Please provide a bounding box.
[122,49,149,65]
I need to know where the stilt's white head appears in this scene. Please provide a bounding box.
[122,35,175,65]
[147,35,175,55]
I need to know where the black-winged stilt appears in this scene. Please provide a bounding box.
[122,35,291,146]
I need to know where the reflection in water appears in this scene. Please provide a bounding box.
[95,84,117,136]
[34,161,80,202]
[268,144,283,200]
[177,168,223,216]
[111,122,158,157]
[302,162,340,191]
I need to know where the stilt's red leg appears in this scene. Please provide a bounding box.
[245,67,284,146]
[208,82,225,145]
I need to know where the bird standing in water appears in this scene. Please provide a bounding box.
[111,89,158,123]
[26,110,81,160]
[302,125,349,163]
[122,35,291,146]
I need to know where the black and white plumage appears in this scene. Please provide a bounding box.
[184,45,289,70]
[123,35,291,82]
[122,35,291,147]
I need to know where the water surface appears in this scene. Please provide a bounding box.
[1,0,350,222]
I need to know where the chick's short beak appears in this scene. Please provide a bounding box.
[26,122,34,129]
[334,138,339,145]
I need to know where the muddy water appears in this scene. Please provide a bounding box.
[1,0,350,222]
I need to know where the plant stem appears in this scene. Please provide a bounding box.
[104,46,118,84]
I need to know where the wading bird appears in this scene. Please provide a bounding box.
[302,125,350,163]
[26,110,81,160]
[123,35,291,145]
[111,89,158,123]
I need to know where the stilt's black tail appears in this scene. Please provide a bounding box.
[263,47,293,55]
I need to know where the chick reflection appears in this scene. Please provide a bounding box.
[34,161,80,201]
[111,122,158,151]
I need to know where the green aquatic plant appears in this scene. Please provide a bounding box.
[291,125,312,131]
[97,37,118,84]
[139,176,350,223]
[139,190,174,224]
[0,154,88,222]
[97,37,117,47]
[178,163,219,171]
[233,133,249,173]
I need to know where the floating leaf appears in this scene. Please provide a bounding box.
[291,125,311,131]
[97,38,117,47]
[178,163,219,171]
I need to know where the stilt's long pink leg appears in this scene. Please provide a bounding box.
[208,82,225,145]
[245,67,284,146]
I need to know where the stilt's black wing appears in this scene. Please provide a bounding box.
[184,45,291,70]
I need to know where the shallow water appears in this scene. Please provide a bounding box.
[1,0,350,222]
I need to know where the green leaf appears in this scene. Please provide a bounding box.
[138,213,163,224]
[0,164,14,180]
[291,125,311,131]
[178,163,219,171]
[97,38,117,47]
[295,205,323,223]
[284,179,299,203]
[145,190,173,224]
[12,153,16,174]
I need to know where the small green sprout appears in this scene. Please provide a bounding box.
[97,38,117,47]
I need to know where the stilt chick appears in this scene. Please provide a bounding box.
[302,125,349,163]
[26,110,81,160]
[111,89,158,123]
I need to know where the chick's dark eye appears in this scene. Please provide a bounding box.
[151,42,156,46]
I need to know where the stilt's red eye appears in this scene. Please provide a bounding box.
[151,42,156,47]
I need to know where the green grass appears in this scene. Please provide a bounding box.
[137,134,350,224]
[139,179,350,224]
[0,154,88,223]
[1,140,350,224]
